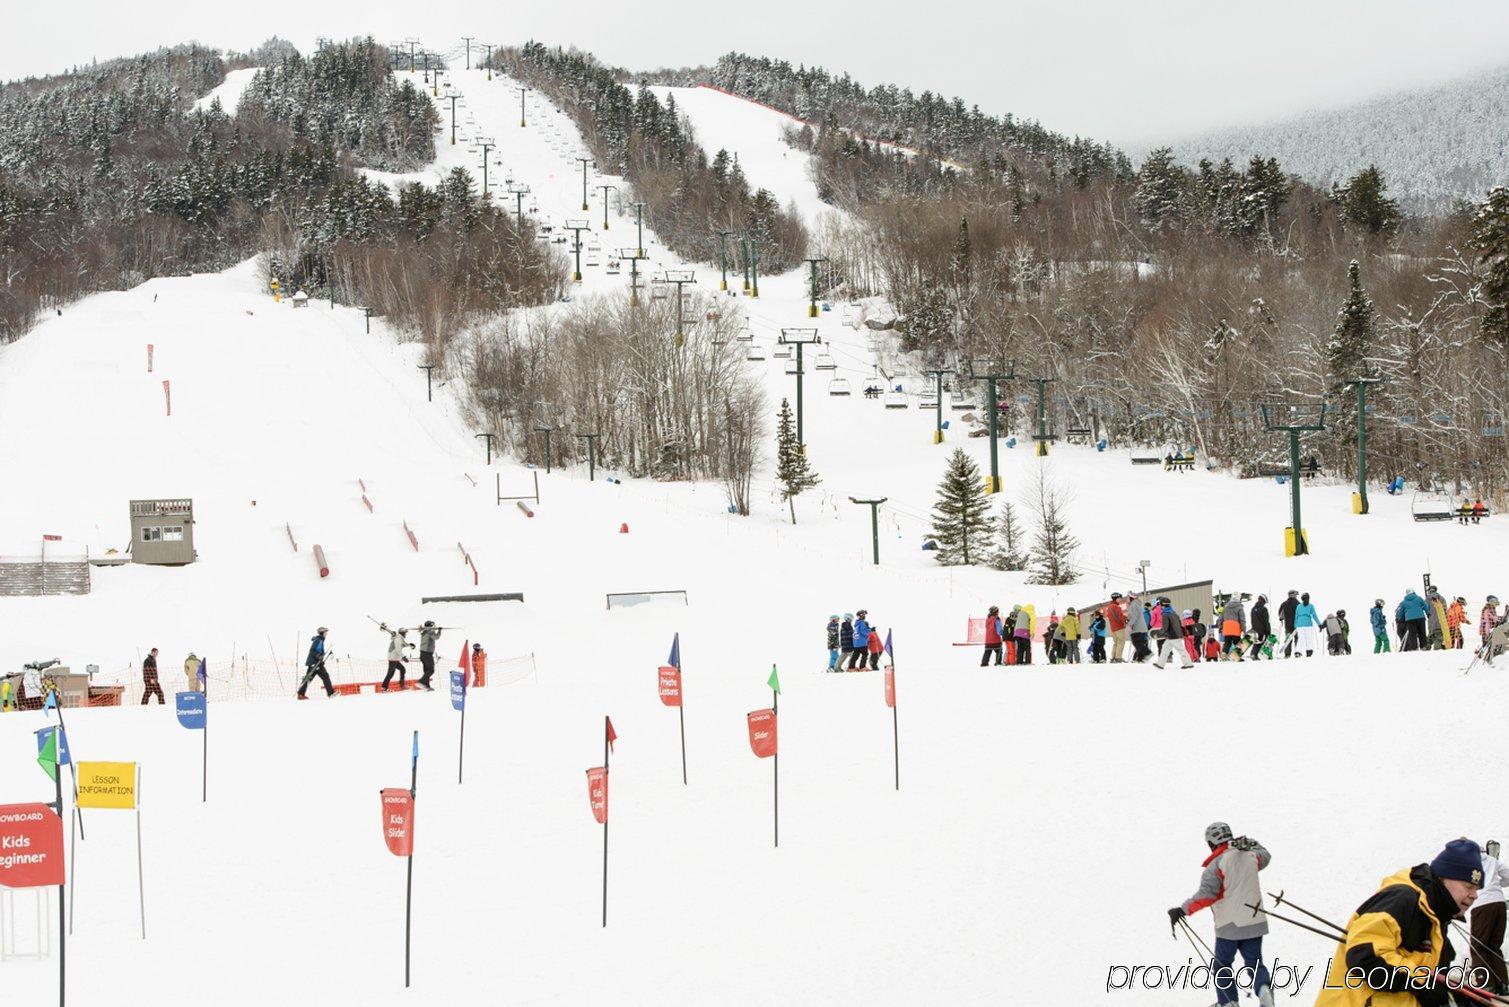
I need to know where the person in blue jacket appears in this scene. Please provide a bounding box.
[848,610,872,670]
[1088,611,1108,663]
[1370,600,1390,653]
[297,627,335,698]
[1396,589,1428,651]
[1292,592,1320,657]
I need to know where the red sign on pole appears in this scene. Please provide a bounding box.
[0,803,66,888]
[586,767,608,824]
[884,667,895,708]
[380,788,414,856]
[658,666,682,707]
[747,709,777,758]
[163,379,172,416]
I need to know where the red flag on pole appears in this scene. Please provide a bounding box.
[606,718,618,753]
[458,639,471,684]
[586,767,608,823]
[380,788,414,856]
[658,666,682,706]
[884,666,895,708]
[747,708,777,758]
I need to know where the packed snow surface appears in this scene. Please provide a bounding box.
[3,67,1507,1007]
[191,67,260,116]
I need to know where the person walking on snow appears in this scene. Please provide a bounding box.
[1152,598,1194,669]
[183,652,203,693]
[1470,839,1509,995]
[470,643,487,687]
[1105,592,1129,662]
[1397,589,1429,652]
[1220,595,1247,661]
[379,624,412,691]
[1250,595,1272,661]
[980,606,1004,667]
[1278,590,1300,657]
[1126,592,1151,663]
[1168,822,1274,1007]
[297,627,335,698]
[1013,605,1033,664]
[1447,598,1468,650]
[848,611,872,670]
[1293,593,1319,657]
[1313,838,1483,1007]
[1059,608,1082,664]
[1426,588,1449,650]
[141,647,164,705]
[1088,611,1107,663]
[840,613,855,668]
[417,620,442,691]
[826,615,842,671]
[1371,600,1391,653]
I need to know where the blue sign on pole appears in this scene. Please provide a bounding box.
[35,725,71,765]
[449,670,467,712]
[175,691,207,729]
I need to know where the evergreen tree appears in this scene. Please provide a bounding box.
[929,448,994,565]
[1331,165,1401,238]
[1025,466,1079,585]
[774,398,820,524]
[1472,186,1509,347]
[987,499,1027,571]
[1327,260,1377,379]
[1133,147,1185,232]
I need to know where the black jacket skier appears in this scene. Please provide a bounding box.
[1278,592,1299,634]
[840,615,855,656]
[1251,597,1272,639]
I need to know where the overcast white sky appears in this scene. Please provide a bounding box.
[7,0,1509,147]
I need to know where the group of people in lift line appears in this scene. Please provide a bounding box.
[1168,824,1509,1005]
[126,626,493,705]
[975,586,1509,669]
[825,611,886,671]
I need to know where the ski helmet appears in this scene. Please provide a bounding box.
[317,626,328,634]
[1490,596,1501,606]
[1205,821,1233,846]
[1488,840,1502,859]
[1374,600,1384,607]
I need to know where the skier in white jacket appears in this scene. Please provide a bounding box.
[1470,839,1509,993]
[1168,821,1274,1007]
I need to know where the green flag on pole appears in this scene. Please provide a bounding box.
[37,727,58,781]
[767,665,781,695]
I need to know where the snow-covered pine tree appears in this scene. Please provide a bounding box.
[1327,260,1377,379]
[988,499,1027,571]
[1026,465,1079,585]
[1330,166,1401,238]
[1132,147,1185,232]
[929,448,994,565]
[1472,186,1509,347]
[774,398,819,524]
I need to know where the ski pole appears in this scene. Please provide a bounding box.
[1266,890,1348,937]
[1177,916,1216,961]
[1243,902,1345,944]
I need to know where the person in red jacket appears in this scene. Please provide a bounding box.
[1104,593,1129,662]
[980,606,1004,667]
[866,624,884,670]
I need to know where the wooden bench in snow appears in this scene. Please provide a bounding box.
[1131,456,1162,465]
[952,618,987,647]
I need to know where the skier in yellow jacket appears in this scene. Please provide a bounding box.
[1314,838,1483,1006]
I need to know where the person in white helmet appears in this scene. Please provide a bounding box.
[1168,821,1274,1007]
[1469,839,1509,994]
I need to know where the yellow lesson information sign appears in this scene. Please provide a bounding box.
[76,761,138,810]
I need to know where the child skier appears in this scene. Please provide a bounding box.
[1370,599,1390,653]
[1203,624,1221,663]
[840,614,855,668]
[866,623,884,670]
[1337,610,1351,654]
[826,615,841,671]
[1324,613,1344,655]
[1448,597,1468,649]
[980,606,1004,667]
[1088,611,1107,663]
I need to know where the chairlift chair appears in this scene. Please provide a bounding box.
[784,358,799,374]
[828,378,852,396]
[606,260,621,275]
[949,390,976,410]
[884,392,908,409]
[745,344,767,362]
[772,344,792,359]
[920,389,940,409]
[813,353,836,371]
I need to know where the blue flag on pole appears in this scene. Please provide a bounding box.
[884,630,894,658]
[197,657,207,683]
[668,632,680,670]
[449,670,467,712]
[412,730,419,764]
[43,689,58,715]
[175,691,207,729]
[35,725,71,765]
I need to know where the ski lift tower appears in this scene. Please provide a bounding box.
[802,257,828,318]
[1022,374,1059,457]
[1260,402,1329,556]
[564,220,590,282]
[507,183,531,230]
[657,270,697,346]
[1340,375,1383,515]
[966,357,1017,494]
[473,136,495,199]
[779,329,822,447]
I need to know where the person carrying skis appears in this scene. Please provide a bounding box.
[1372,600,1391,653]
[1397,589,1429,651]
[1105,592,1129,662]
[141,647,164,705]
[1278,590,1300,656]
[1167,822,1274,1007]
[1447,598,1468,650]
[1152,598,1194,669]
[1126,592,1151,663]
[980,606,1004,667]
[1059,608,1082,664]
[848,611,872,670]
[1313,838,1483,1007]
[1088,610,1107,663]
[1470,839,1509,995]
[827,615,842,671]
[1291,592,1319,657]
[1220,595,1247,660]
[1250,595,1272,661]
[840,613,855,668]
[297,627,335,699]
[379,623,411,691]
[417,620,442,691]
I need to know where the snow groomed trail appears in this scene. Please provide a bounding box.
[1,66,1507,1006]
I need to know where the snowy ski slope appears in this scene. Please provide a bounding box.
[2,65,1507,1007]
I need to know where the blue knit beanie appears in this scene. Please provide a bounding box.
[1431,838,1484,884]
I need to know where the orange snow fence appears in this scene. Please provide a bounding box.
[313,544,329,578]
